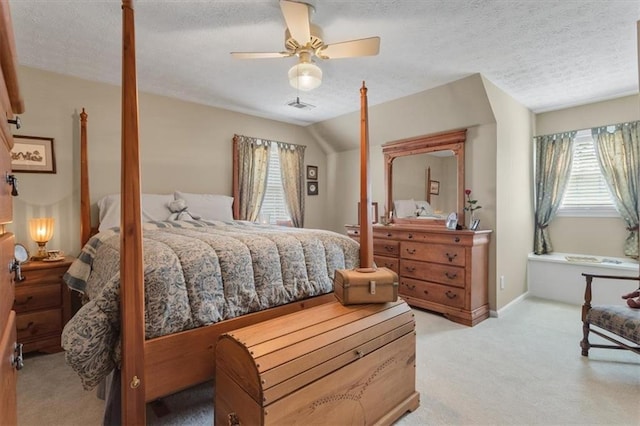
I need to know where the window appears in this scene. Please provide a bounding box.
[558,129,616,217]
[259,146,291,224]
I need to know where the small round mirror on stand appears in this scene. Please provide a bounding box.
[14,243,29,263]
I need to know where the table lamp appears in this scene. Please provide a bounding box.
[29,217,54,260]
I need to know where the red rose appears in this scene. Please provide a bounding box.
[465,189,471,195]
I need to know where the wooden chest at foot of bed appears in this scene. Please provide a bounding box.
[214,298,419,426]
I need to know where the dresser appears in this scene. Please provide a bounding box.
[345,224,491,326]
[14,257,74,354]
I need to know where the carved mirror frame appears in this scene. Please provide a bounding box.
[382,128,466,227]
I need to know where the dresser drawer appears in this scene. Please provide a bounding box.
[16,308,62,341]
[374,240,399,256]
[14,283,61,313]
[399,277,465,309]
[374,255,399,273]
[400,259,465,288]
[400,241,465,266]
[372,228,400,239]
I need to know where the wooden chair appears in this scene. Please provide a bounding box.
[580,273,640,356]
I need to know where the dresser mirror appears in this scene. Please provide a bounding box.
[382,129,466,227]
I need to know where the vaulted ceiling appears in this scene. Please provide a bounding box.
[9,0,640,126]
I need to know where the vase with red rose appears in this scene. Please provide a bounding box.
[464,189,481,229]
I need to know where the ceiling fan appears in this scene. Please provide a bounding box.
[231,0,380,91]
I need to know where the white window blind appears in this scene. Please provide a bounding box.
[259,146,290,224]
[558,129,616,216]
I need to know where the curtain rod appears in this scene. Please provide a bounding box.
[533,119,639,139]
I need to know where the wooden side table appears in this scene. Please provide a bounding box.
[13,256,74,354]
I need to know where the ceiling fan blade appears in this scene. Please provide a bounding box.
[280,0,310,45]
[231,51,292,59]
[319,37,380,59]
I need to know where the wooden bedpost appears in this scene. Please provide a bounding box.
[120,0,146,424]
[79,108,90,246]
[357,81,374,272]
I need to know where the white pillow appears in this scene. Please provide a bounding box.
[394,199,416,218]
[415,200,434,216]
[174,191,234,222]
[97,193,174,231]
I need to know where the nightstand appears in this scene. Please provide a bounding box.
[13,256,74,354]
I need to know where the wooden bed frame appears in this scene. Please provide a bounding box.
[96,2,374,422]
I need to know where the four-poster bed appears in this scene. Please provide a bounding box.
[62,2,360,423]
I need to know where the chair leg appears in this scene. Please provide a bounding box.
[580,321,591,356]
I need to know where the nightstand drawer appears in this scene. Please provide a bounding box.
[16,308,62,341]
[22,264,68,285]
[14,283,61,313]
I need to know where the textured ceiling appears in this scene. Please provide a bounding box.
[9,0,640,126]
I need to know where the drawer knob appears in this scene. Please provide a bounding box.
[444,271,457,280]
[386,232,392,237]
[454,237,460,243]
[405,266,416,273]
[406,248,416,255]
[14,296,33,306]
[384,245,394,252]
[445,253,457,262]
[408,233,414,239]
[445,291,457,299]
[17,321,35,332]
[402,282,416,291]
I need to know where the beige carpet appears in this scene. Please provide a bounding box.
[18,297,640,425]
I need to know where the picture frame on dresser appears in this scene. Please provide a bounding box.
[11,135,56,173]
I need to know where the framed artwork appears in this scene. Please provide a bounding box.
[307,181,318,196]
[429,180,440,195]
[357,202,379,225]
[11,135,56,173]
[470,219,480,231]
[306,165,318,181]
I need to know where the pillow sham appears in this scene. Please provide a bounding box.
[394,199,416,218]
[174,191,234,222]
[97,193,174,231]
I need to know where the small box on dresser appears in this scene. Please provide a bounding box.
[14,256,74,354]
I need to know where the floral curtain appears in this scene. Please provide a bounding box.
[235,135,271,222]
[533,132,576,254]
[277,142,306,228]
[592,122,639,259]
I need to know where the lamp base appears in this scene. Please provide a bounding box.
[31,244,49,261]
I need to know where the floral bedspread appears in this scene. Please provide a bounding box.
[61,220,359,390]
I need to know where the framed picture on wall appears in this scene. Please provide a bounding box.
[306,165,318,180]
[307,181,318,196]
[11,135,56,173]
[429,180,440,195]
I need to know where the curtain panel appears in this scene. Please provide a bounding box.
[533,132,576,254]
[277,142,306,228]
[592,122,640,259]
[234,135,271,222]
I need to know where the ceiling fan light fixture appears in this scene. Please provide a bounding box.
[288,61,322,91]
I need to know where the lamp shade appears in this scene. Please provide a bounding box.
[29,217,54,243]
[288,61,322,91]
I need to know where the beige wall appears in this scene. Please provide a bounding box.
[9,66,329,256]
[535,95,640,258]
[482,77,535,310]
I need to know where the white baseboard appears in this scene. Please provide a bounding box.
[490,291,529,318]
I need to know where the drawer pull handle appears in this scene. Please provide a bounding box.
[384,263,394,269]
[454,237,460,243]
[402,282,416,291]
[445,291,457,299]
[14,296,33,306]
[386,232,392,237]
[384,245,395,252]
[445,253,457,262]
[444,272,457,280]
[423,289,429,295]
[406,248,416,255]
[355,350,364,359]
[17,321,35,332]
[408,233,414,239]
[405,266,416,273]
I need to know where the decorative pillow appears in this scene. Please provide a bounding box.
[97,193,174,231]
[174,191,234,222]
[394,199,416,218]
[415,200,434,216]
